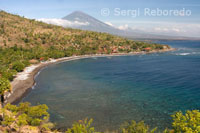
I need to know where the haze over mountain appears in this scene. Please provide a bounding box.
[62,11,200,40]
[39,11,200,40]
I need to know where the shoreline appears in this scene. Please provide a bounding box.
[5,48,175,104]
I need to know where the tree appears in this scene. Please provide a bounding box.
[0,68,16,81]
[4,102,50,126]
[155,45,164,50]
[0,24,5,34]
[66,118,98,133]
[12,61,25,72]
[0,77,11,107]
[1,102,53,132]
[120,120,157,133]
[171,110,200,132]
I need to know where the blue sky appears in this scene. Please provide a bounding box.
[1,0,200,37]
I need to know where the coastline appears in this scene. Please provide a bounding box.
[5,48,175,104]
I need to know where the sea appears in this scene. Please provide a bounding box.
[22,40,200,131]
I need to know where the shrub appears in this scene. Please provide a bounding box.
[171,110,200,132]
[66,118,98,133]
[120,120,157,133]
[1,114,15,126]
[17,113,28,126]
[22,60,30,67]
[0,69,16,81]
[155,45,164,50]
[12,61,25,72]
[0,77,11,95]
[4,102,50,126]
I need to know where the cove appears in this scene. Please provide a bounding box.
[22,40,200,131]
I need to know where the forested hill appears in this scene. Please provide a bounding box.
[0,11,170,81]
[0,11,169,50]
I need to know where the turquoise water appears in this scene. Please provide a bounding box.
[22,40,200,131]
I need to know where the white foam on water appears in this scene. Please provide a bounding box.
[14,59,58,81]
[107,56,112,59]
[92,57,98,60]
[16,65,39,80]
[32,83,37,90]
[179,53,191,56]
[192,52,200,55]
[174,53,191,56]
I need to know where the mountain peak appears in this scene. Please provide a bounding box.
[62,11,94,21]
[69,11,88,15]
[62,11,120,33]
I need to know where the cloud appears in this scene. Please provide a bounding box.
[38,18,200,38]
[113,21,200,37]
[154,27,169,32]
[118,24,130,30]
[153,27,183,35]
[172,28,181,32]
[105,22,114,27]
[37,18,89,27]
[149,23,200,37]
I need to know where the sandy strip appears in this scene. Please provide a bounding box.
[4,48,175,104]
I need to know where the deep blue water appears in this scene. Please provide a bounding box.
[22,40,200,131]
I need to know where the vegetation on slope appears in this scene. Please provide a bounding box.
[0,11,167,51]
[0,77,11,107]
[0,11,170,80]
[0,11,170,102]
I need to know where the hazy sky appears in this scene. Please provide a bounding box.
[1,0,200,37]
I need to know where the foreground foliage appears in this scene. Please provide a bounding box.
[66,118,99,133]
[171,110,200,132]
[0,103,199,133]
[0,102,53,132]
[121,121,157,133]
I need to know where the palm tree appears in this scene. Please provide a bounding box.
[0,77,11,108]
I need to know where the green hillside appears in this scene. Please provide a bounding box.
[0,11,170,82]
